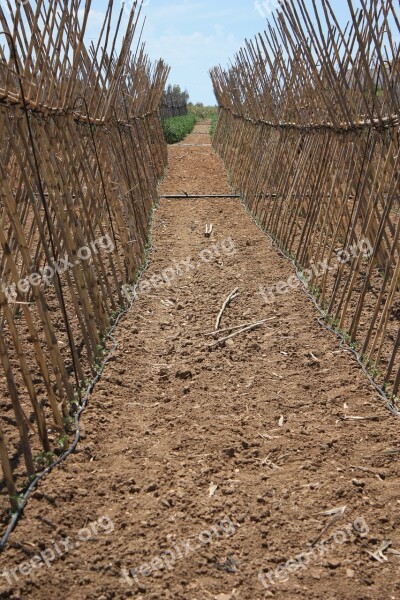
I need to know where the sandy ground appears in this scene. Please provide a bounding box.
[0,121,399,600]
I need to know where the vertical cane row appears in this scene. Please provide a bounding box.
[0,1,169,514]
[211,0,399,400]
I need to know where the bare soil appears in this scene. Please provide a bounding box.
[1,121,399,600]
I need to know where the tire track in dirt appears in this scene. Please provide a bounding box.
[1,121,399,600]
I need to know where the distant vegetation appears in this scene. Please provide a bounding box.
[210,113,218,137]
[160,96,219,143]
[160,84,189,119]
[162,113,197,144]
[188,102,218,120]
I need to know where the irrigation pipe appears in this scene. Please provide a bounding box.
[161,194,241,199]
[298,273,400,416]
[239,196,400,418]
[0,260,149,552]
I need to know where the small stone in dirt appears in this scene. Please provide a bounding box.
[131,327,139,334]
[241,440,250,449]
[183,386,191,394]
[224,447,235,458]
[346,568,355,578]
[310,570,321,580]
[250,514,261,522]
[352,479,365,488]
[120,477,136,486]
[327,559,341,569]
[145,483,158,493]
[176,369,192,380]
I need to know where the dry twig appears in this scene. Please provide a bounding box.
[209,321,265,349]
[215,288,239,331]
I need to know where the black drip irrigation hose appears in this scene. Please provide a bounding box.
[0,94,166,547]
[0,267,147,552]
[161,194,240,199]
[239,195,400,418]
[299,279,400,417]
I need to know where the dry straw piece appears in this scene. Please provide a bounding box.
[0,1,169,513]
[211,0,400,399]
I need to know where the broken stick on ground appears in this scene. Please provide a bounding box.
[209,320,266,349]
[215,287,239,331]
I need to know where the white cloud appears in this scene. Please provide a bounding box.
[80,9,107,29]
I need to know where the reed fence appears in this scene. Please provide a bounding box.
[0,0,169,516]
[211,0,400,401]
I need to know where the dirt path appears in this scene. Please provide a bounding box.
[1,121,399,600]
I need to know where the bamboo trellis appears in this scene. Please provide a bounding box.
[211,0,400,400]
[0,0,169,514]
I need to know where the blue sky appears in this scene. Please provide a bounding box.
[85,1,362,105]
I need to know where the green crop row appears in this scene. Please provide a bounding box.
[188,103,218,120]
[210,113,218,138]
[162,113,197,144]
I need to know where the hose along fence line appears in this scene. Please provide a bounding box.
[0,0,169,519]
[211,0,400,402]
